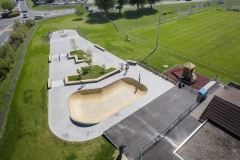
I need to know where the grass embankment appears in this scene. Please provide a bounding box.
[68,65,115,81]
[0,20,116,160]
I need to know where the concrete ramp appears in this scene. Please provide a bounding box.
[68,78,147,125]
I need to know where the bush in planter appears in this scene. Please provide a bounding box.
[82,67,90,75]
[8,10,20,18]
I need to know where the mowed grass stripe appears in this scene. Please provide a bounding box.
[130,9,240,81]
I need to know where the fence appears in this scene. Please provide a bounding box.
[138,62,178,85]
[158,46,240,83]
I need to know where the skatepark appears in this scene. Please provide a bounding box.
[48,29,174,141]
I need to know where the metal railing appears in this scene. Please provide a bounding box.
[139,99,201,159]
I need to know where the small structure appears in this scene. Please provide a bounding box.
[172,62,197,83]
[197,80,217,102]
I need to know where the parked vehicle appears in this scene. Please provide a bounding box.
[23,13,29,18]
[22,9,28,13]
[34,15,44,20]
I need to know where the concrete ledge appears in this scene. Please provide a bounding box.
[127,60,137,65]
[48,54,52,63]
[65,67,120,85]
[48,78,52,89]
[94,44,106,51]
[60,33,67,37]
[67,52,87,64]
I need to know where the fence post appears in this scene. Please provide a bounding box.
[198,0,201,12]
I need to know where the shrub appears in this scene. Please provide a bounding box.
[25,19,35,29]
[82,67,90,75]
[1,1,14,13]
[8,10,20,18]
[1,12,9,18]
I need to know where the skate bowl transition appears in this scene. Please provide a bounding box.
[68,78,148,125]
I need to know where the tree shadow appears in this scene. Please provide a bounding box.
[124,8,158,19]
[72,18,83,21]
[86,13,109,24]
[106,12,124,21]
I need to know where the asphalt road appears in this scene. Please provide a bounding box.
[0,0,70,46]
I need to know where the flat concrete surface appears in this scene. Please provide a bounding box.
[176,122,240,160]
[48,30,174,141]
[105,86,198,159]
[143,115,201,160]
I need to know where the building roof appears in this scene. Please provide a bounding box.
[176,122,240,160]
[218,87,240,107]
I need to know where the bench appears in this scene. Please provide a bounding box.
[94,44,106,51]
[48,54,52,63]
[60,33,67,37]
[48,78,52,89]
[127,60,138,65]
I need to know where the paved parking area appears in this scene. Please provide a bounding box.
[48,30,174,141]
[104,86,199,159]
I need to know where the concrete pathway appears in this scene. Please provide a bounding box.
[48,30,174,141]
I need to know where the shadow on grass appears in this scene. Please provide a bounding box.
[72,18,83,21]
[86,13,109,24]
[124,8,158,19]
[106,12,124,21]
[85,8,158,24]
[141,47,157,63]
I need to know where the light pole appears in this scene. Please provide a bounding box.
[155,0,163,50]
[141,0,163,63]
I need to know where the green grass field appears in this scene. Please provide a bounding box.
[0,2,240,160]
[0,19,116,160]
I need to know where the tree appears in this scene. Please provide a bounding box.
[117,0,127,13]
[95,0,115,15]
[147,0,160,9]
[1,1,14,13]
[75,4,85,19]
[129,0,147,10]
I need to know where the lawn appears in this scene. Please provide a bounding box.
[0,2,240,160]
[68,65,116,81]
[70,49,88,59]
[0,18,116,160]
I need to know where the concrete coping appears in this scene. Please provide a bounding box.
[127,60,138,65]
[94,44,106,51]
[64,67,120,85]
[48,54,52,63]
[48,78,52,89]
